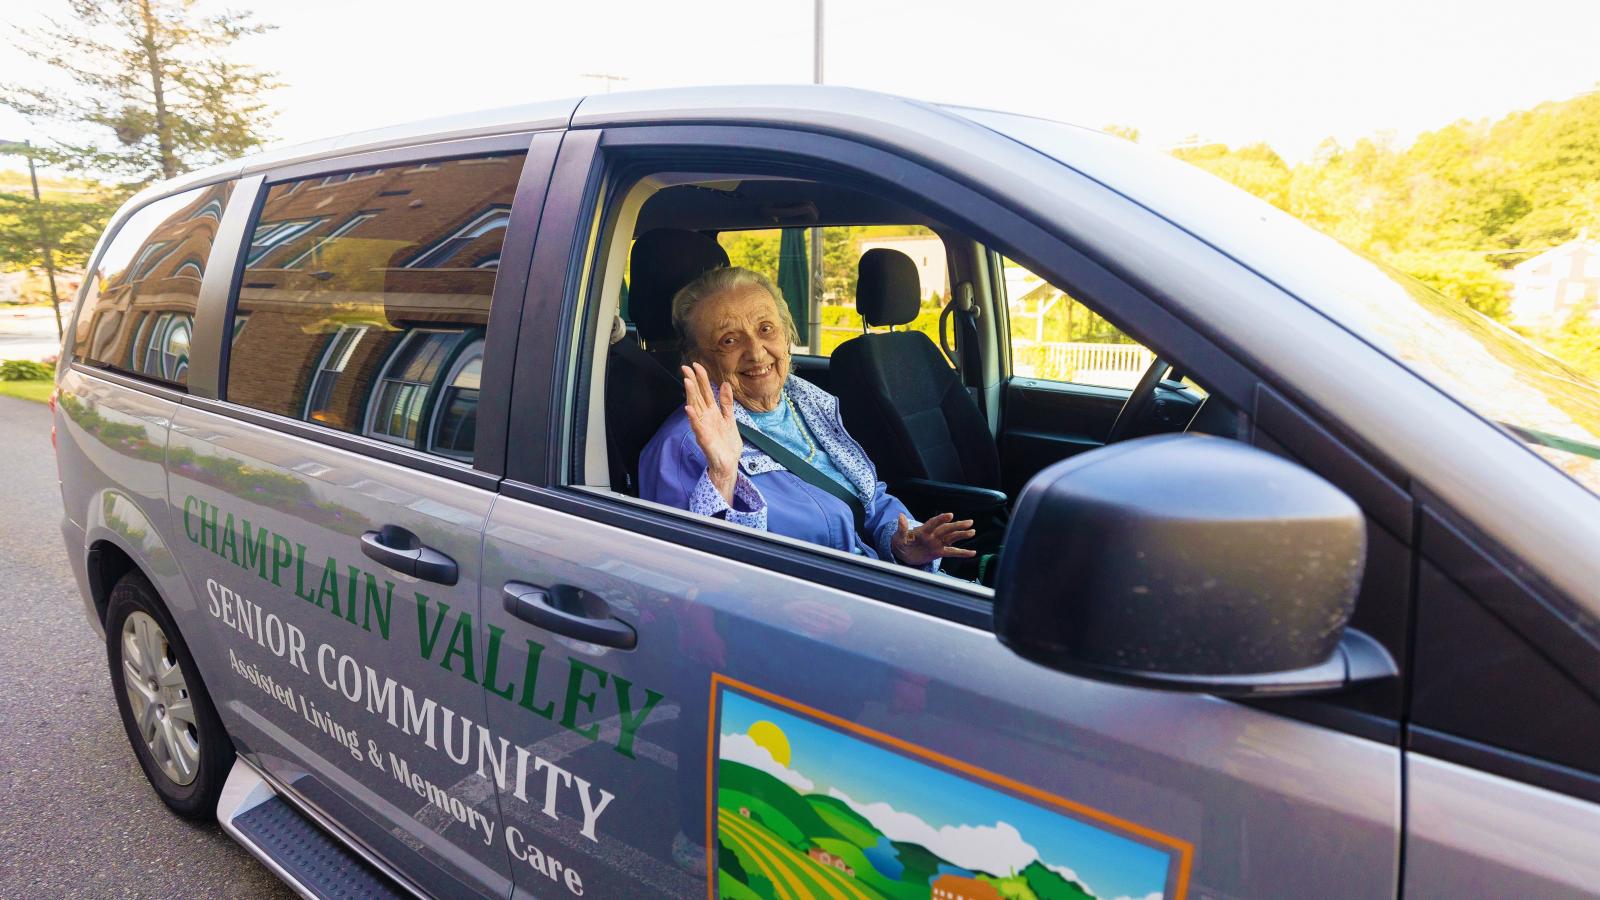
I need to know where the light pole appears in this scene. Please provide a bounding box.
[808,0,825,353]
[580,73,628,94]
[0,139,64,339]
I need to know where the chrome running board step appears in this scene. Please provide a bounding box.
[218,760,406,900]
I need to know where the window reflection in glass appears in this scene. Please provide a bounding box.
[368,330,457,445]
[225,152,524,462]
[431,344,483,460]
[72,182,233,386]
[304,326,367,423]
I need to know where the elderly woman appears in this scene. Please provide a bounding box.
[639,266,975,569]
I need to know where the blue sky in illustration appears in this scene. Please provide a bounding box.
[720,690,1172,900]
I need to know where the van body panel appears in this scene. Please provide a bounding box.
[1404,753,1600,898]
[185,174,263,401]
[59,518,97,634]
[480,494,1401,898]
[164,404,509,898]
[54,367,186,618]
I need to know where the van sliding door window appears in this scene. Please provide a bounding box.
[225,153,525,462]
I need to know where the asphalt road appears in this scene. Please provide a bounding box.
[0,394,293,899]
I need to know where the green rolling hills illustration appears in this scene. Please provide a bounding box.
[716,759,1098,900]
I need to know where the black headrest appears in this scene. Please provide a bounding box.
[628,229,730,344]
[856,248,921,327]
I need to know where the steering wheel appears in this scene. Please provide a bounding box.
[1105,357,1172,444]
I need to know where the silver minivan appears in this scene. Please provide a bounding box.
[54,87,1600,900]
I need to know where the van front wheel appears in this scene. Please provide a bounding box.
[106,571,233,819]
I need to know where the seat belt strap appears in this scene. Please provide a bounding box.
[613,331,680,387]
[736,422,873,545]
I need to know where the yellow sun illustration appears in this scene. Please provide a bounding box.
[747,720,791,767]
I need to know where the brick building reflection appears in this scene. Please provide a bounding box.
[73,182,233,384]
[71,153,524,460]
[230,154,524,458]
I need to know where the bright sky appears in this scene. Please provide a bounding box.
[2,0,1598,176]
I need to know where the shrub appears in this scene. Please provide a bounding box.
[0,359,56,381]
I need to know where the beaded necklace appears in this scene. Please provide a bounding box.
[782,392,817,463]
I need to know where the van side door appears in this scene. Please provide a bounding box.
[166,133,559,898]
[473,116,1403,899]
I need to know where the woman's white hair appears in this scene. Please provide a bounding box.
[670,266,800,356]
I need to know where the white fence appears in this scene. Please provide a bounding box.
[1014,341,1153,389]
[813,331,1153,390]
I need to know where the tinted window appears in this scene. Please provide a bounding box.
[225,154,524,462]
[72,182,235,385]
[1412,514,1600,781]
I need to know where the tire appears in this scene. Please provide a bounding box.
[105,570,234,819]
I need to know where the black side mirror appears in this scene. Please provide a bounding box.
[993,434,1395,696]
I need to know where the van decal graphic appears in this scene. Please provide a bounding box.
[183,494,667,759]
[707,674,1191,900]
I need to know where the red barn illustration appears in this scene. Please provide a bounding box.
[931,873,1004,900]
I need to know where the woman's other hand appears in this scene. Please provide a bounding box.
[683,362,743,503]
[891,513,977,566]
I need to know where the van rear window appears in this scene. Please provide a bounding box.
[224,153,525,463]
[72,182,235,386]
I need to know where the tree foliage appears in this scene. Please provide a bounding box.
[2,0,278,187]
[0,190,115,273]
[1169,88,1600,324]
[1172,141,1292,209]
[1102,123,1141,143]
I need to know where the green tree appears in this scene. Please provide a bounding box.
[820,225,860,301]
[720,229,781,276]
[2,0,278,187]
[1532,316,1600,380]
[1384,248,1513,318]
[1173,141,1292,209]
[1102,123,1140,143]
[1286,136,1409,250]
[0,191,113,277]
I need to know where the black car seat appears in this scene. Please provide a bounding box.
[605,228,730,494]
[830,248,1006,528]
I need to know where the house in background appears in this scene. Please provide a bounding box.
[1507,230,1600,326]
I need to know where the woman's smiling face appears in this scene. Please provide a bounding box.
[686,285,791,412]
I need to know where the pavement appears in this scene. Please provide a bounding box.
[0,394,292,898]
[0,306,70,363]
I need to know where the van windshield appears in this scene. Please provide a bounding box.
[956,106,1600,495]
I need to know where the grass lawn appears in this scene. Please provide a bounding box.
[0,380,54,403]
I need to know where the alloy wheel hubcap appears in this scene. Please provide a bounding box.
[121,612,200,786]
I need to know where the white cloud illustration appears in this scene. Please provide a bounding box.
[828,788,1041,875]
[1111,893,1163,900]
[719,732,814,791]
[1047,864,1094,897]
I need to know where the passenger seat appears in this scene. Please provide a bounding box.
[830,248,1008,530]
[605,229,730,494]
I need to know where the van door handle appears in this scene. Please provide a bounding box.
[360,525,458,585]
[502,581,637,650]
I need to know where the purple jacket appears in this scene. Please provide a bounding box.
[639,375,933,570]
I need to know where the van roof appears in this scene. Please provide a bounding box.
[120,85,990,212]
